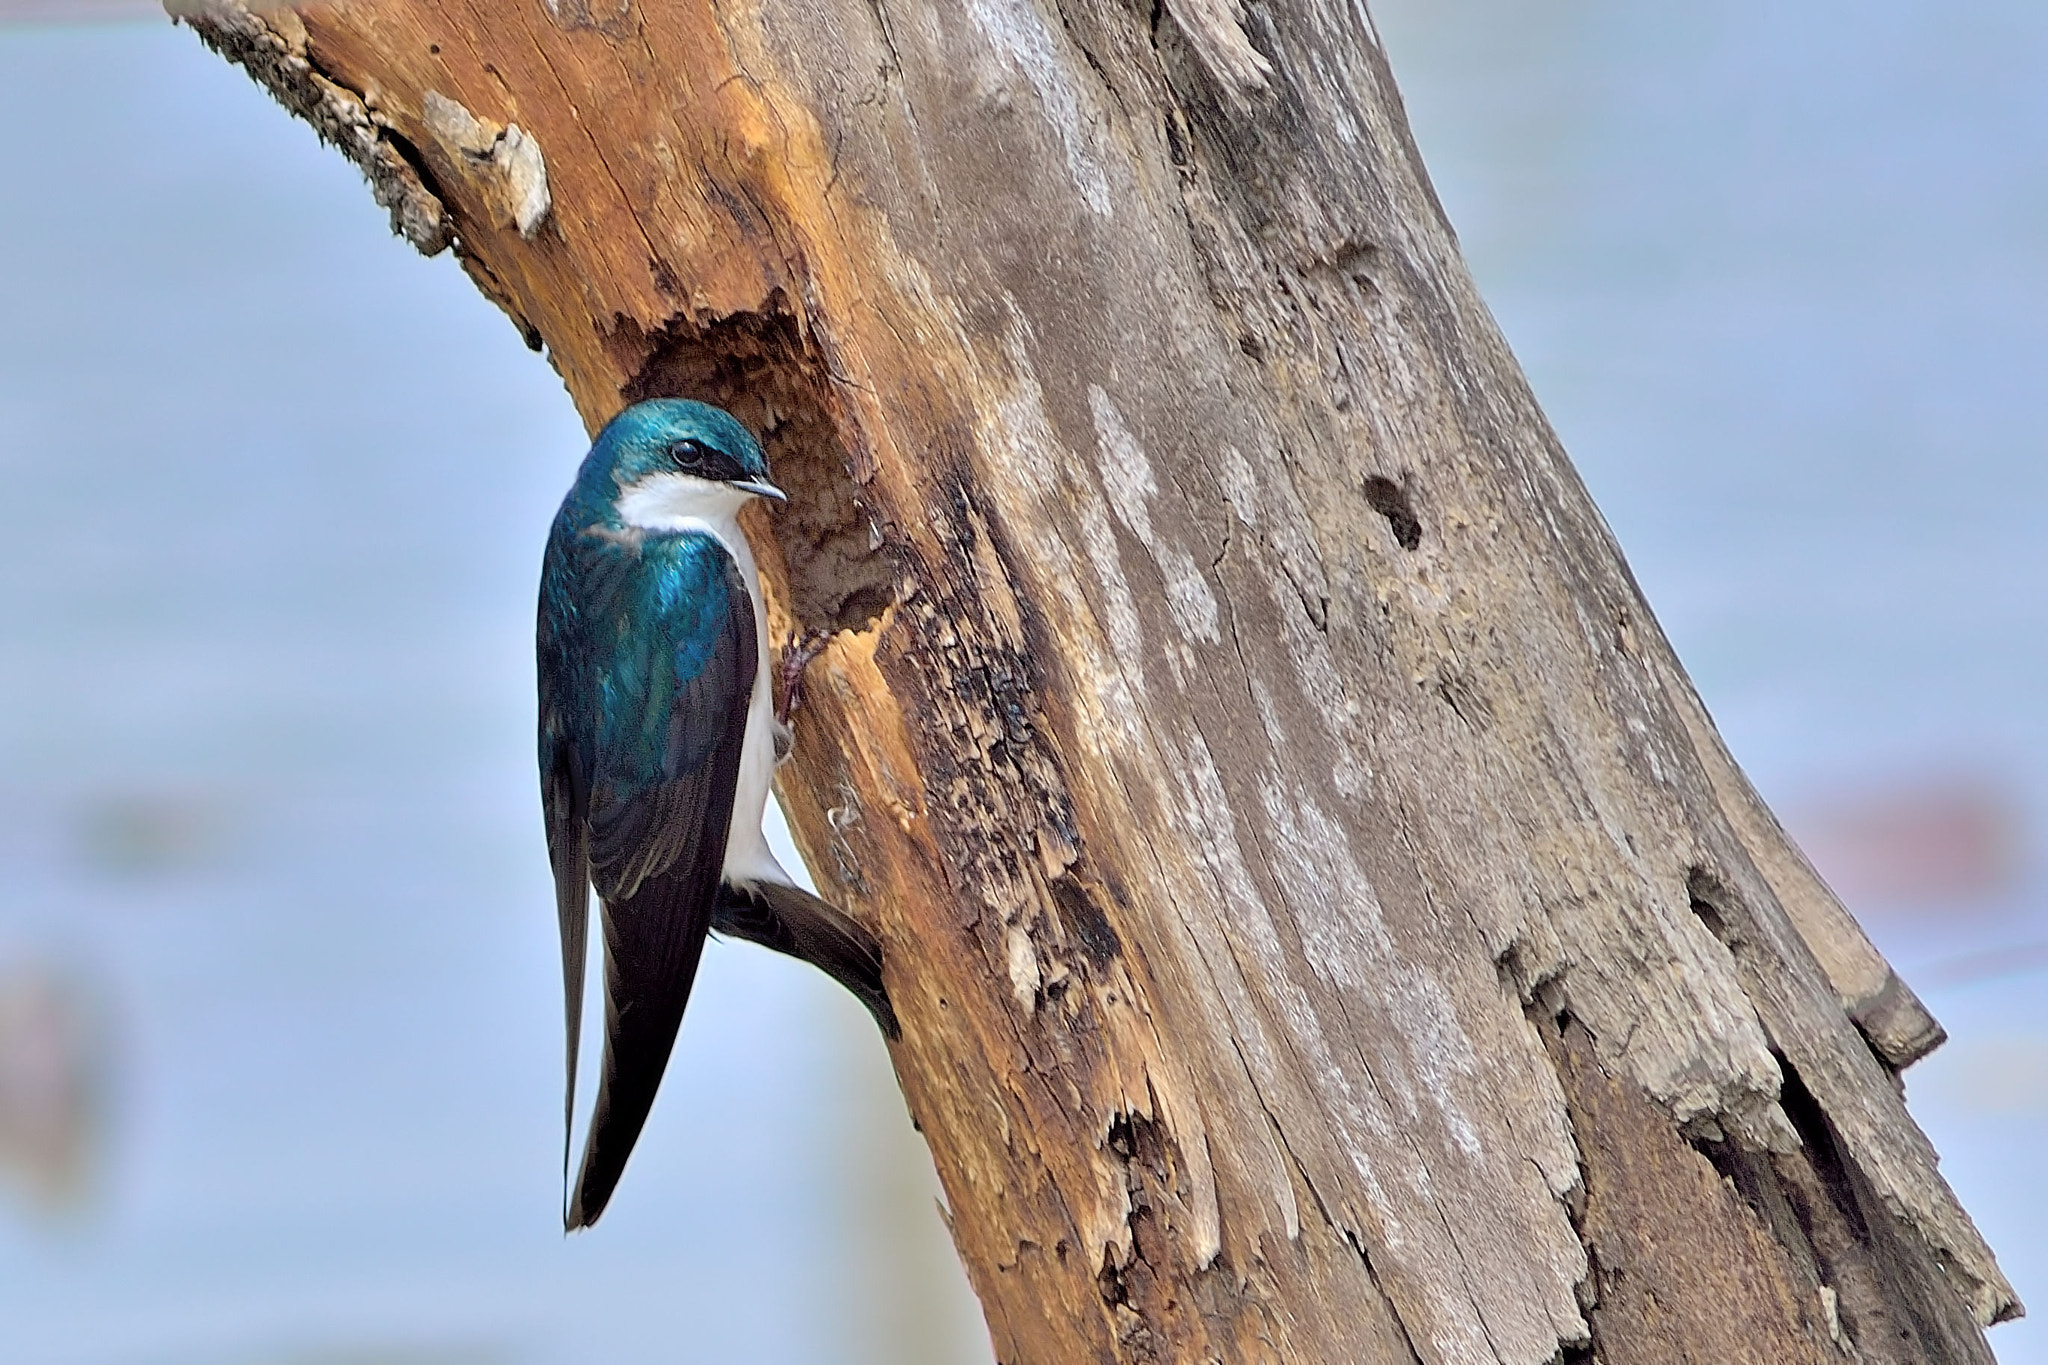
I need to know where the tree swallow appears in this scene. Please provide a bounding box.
[538,398,896,1230]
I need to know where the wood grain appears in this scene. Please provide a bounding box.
[176,0,2015,1359]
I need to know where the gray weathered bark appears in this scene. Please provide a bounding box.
[177,0,2016,1360]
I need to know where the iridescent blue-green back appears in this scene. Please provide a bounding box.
[538,514,745,832]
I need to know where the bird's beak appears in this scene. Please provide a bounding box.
[735,479,787,503]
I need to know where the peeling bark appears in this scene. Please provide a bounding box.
[177,0,2015,1360]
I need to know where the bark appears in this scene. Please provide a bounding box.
[175,1,2016,1361]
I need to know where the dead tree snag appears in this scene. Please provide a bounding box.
[177,0,2016,1360]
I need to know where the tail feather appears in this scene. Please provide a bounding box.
[567,865,718,1229]
[714,882,898,1038]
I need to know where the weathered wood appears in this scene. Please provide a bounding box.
[176,1,2016,1360]
[1548,1017,1837,1365]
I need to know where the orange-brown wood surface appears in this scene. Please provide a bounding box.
[181,1,2014,1360]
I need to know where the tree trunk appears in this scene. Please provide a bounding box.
[175,2,2016,1361]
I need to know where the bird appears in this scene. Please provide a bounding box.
[537,398,896,1230]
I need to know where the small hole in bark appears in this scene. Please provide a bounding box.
[1098,1252,1130,1307]
[1051,873,1124,968]
[1686,867,1735,945]
[1363,476,1422,549]
[428,42,441,54]
[1106,1112,1136,1159]
[648,255,683,299]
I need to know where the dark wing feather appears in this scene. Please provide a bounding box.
[566,544,757,1230]
[538,520,595,1195]
[714,882,899,1037]
[541,750,590,1187]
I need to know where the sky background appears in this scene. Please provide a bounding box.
[0,1,2043,1361]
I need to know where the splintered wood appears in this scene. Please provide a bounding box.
[181,0,2015,1360]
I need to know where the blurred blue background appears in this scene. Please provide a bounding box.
[0,1,2041,1361]
[0,12,986,1365]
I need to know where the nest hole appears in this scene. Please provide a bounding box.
[622,304,897,633]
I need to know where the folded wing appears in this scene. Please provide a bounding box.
[542,530,757,1229]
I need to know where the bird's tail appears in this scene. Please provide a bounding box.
[568,867,718,1230]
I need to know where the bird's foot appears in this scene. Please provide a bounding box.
[774,629,832,730]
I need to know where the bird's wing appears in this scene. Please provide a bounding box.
[538,526,594,1194]
[568,535,757,1229]
[540,748,590,1187]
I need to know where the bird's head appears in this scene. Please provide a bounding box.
[576,399,784,528]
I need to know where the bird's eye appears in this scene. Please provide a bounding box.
[667,439,706,470]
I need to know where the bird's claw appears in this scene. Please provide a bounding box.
[774,629,832,730]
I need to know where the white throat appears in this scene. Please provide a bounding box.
[616,471,757,532]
